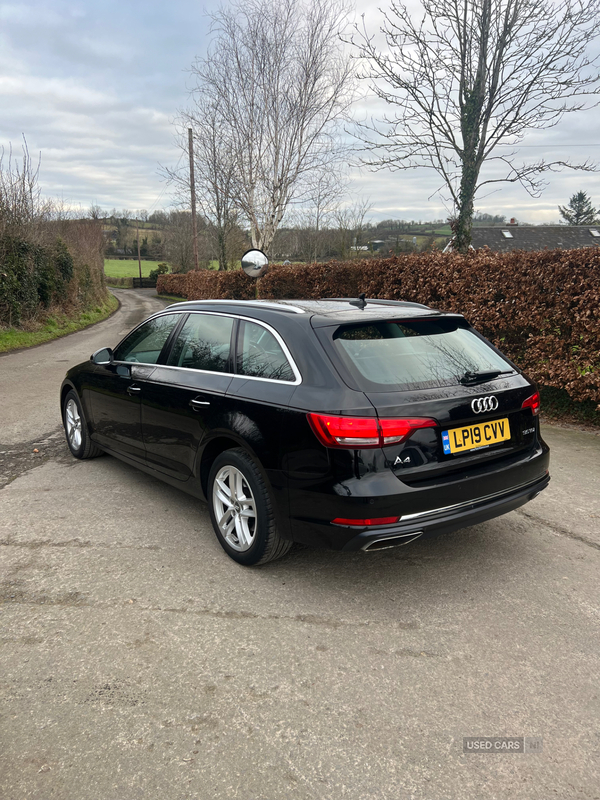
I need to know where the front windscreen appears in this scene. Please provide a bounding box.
[332,318,514,391]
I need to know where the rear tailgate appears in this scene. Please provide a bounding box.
[311,312,546,497]
[361,378,540,486]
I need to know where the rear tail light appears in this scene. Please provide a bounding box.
[332,516,400,527]
[521,391,541,416]
[379,418,436,444]
[307,414,379,446]
[307,413,436,448]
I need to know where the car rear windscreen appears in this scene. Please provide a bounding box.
[332,318,514,391]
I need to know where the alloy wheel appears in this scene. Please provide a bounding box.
[212,465,257,551]
[65,398,83,452]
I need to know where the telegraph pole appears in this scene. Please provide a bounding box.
[137,222,142,283]
[188,128,199,271]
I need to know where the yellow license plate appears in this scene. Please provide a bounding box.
[442,418,511,455]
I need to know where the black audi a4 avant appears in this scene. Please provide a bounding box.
[61,294,550,565]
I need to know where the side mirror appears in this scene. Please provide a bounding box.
[91,347,114,365]
[241,249,269,278]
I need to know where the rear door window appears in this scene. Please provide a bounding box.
[332,318,513,391]
[167,313,234,373]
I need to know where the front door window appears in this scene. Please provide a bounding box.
[114,314,182,364]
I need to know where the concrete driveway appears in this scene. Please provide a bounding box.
[1,290,599,799]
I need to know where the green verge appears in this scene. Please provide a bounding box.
[0,294,119,353]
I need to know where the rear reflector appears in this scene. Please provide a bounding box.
[307,413,436,448]
[521,391,541,416]
[332,517,400,527]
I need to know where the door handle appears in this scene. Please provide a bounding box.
[190,398,210,410]
[127,384,142,395]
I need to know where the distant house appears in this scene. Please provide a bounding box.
[446,225,600,253]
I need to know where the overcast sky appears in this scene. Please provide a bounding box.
[3,0,600,224]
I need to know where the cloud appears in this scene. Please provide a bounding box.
[1,0,600,221]
[0,0,210,209]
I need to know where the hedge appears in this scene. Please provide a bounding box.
[157,249,600,404]
[0,221,106,327]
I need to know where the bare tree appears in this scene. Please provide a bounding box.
[187,0,355,254]
[0,139,45,236]
[87,204,104,221]
[353,0,600,251]
[291,167,349,262]
[164,211,195,273]
[170,103,242,270]
[332,196,373,258]
[162,210,215,272]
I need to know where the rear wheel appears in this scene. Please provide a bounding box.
[208,448,292,565]
[62,390,103,459]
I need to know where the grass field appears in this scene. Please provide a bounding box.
[104,259,166,278]
[104,259,222,277]
[411,235,450,249]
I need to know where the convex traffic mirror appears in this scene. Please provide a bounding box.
[241,249,269,278]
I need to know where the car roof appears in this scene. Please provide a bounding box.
[164,297,456,326]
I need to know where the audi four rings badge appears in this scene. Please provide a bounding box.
[471,396,499,413]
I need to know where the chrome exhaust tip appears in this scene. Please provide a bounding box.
[362,531,424,551]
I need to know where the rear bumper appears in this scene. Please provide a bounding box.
[339,471,550,551]
[285,432,550,550]
[287,456,550,550]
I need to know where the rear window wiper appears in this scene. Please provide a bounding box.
[459,369,514,385]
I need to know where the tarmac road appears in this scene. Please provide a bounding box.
[0,288,170,447]
[1,289,599,800]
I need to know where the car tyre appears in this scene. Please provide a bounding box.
[208,448,292,566]
[62,389,104,459]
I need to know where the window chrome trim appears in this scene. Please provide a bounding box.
[149,362,301,386]
[114,310,302,385]
[166,299,306,314]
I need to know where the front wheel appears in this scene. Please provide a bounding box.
[207,448,292,565]
[62,390,103,459]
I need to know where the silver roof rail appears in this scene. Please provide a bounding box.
[166,299,306,314]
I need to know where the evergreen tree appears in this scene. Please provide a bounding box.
[558,191,598,225]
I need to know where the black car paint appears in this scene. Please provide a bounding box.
[61,299,550,552]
